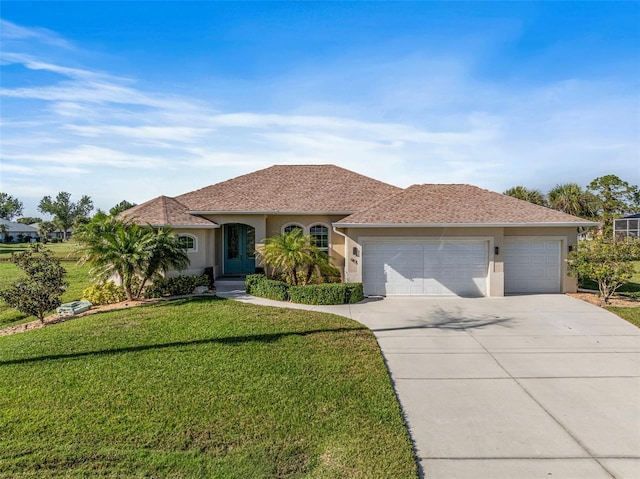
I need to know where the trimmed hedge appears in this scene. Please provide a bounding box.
[251,278,289,301]
[245,273,266,294]
[245,274,364,305]
[145,275,210,298]
[289,283,364,305]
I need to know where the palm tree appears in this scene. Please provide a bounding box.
[135,227,190,297]
[503,186,546,206]
[75,215,189,300]
[258,229,317,285]
[547,183,599,219]
[37,221,56,243]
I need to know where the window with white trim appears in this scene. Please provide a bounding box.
[309,224,329,252]
[283,224,304,234]
[177,234,197,252]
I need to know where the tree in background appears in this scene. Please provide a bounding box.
[109,200,137,216]
[38,192,93,241]
[75,215,189,300]
[17,217,43,225]
[38,221,57,243]
[0,193,24,220]
[547,183,599,219]
[503,186,547,206]
[588,175,640,235]
[0,244,68,323]
[568,237,640,304]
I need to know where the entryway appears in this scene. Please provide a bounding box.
[223,223,256,275]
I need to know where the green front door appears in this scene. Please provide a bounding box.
[224,224,256,275]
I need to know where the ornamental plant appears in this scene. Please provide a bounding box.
[0,244,68,322]
[568,237,640,304]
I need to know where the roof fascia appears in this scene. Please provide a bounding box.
[189,210,356,216]
[333,222,599,228]
[149,224,219,229]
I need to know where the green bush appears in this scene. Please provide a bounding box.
[288,283,364,305]
[144,275,210,298]
[251,278,289,301]
[245,274,266,293]
[82,281,127,306]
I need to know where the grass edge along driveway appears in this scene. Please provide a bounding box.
[0,296,418,479]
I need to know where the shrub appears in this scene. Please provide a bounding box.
[82,281,127,306]
[245,274,266,293]
[251,278,289,301]
[144,275,209,298]
[0,244,68,322]
[288,283,364,305]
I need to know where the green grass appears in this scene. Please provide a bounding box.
[0,242,80,260]
[0,243,91,329]
[0,297,417,478]
[606,307,640,327]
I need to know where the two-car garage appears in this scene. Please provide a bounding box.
[361,237,563,297]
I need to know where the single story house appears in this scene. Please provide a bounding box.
[0,219,39,242]
[121,164,597,297]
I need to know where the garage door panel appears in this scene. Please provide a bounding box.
[504,239,561,294]
[363,241,488,297]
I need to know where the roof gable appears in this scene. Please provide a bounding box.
[336,184,597,226]
[176,164,402,213]
[119,196,217,228]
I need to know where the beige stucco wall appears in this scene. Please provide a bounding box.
[166,228,215,278]
[339,225,581,296]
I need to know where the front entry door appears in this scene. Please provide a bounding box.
[224,224,256,275]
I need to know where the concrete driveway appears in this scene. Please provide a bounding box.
[349,295,640,479]
[216,282,640,478]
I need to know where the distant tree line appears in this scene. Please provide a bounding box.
[504,174,640,234]
[0,191,136,242]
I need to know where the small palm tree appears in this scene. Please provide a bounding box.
[258,229,339,285]
[135,227,190,297]
[37,221,56,243]
[75,215,189,300]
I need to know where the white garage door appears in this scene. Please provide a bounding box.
[504,238,561,294]
[363,241,489,296]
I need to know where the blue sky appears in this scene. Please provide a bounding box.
[1,1,639,217]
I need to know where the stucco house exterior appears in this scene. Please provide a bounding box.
[0,219,39,242]
[121,164,596,297]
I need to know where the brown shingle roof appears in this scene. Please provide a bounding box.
[336,184,597,226]
[176,164,402,213]
[119,196,217,228]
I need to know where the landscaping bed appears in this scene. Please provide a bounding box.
[245,274,364,305]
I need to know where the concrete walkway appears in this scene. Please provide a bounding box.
[216,280,640,479]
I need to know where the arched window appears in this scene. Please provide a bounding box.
[309,224,329,252]
[283,223,304,234]
[177,234,197,252]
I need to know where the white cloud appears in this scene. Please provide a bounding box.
[0,19,73,49]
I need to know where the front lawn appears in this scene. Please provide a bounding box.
[606,307,640,327]
[0,297,417,478]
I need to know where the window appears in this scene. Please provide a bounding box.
[178,234,197,252]
[309,224,329,252]
[283,224,304,234]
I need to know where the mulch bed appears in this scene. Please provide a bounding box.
[566,291,639,308]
